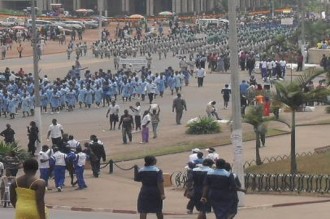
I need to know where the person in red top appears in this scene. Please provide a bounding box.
[17,68,25,78]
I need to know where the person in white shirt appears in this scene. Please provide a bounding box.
[74,147,87,190]
[47,119,64,147]
[67,135,80,151]
[39,145,50,188]
[106,100,120,130]
[195,66,206,87]
[206,101,221,120]
[189,148,200,163]
[51,147,67,192]
[130,101,141,131]
[205,147,219,162]
[140,110,151,144]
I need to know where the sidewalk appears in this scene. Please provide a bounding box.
[44,123,330,214]
[45,170,330,215]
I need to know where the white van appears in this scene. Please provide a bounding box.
[26,19,52,28]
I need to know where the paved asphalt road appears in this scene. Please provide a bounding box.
[2,202,330,219]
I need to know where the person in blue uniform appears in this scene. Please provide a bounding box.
[191,159,214,218]
[134,156,165,219]
[201,159,238,219]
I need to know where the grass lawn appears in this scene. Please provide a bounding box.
[246,151,330,175]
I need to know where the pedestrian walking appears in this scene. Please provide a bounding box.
[140,110,151,144]
[221,84,231,109]
[74,146,87,190]
[106,100,120,130]
[172,93,187,125]
[149,105,160,139]
[17,44,23,58]
[27,121,40,156]
[195,66,206,87]
[201,159,239,219]
[38,145,50,190]
[134,156,165,219]
[46,119,63,147]
[51,147,66,192]
[130,102,141,131]
[118,109,134,144]
[88,135,106,178]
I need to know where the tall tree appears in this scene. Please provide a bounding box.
[273,69,329,173]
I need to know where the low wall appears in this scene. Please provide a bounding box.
[308,48,330,64]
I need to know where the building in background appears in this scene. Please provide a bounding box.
[0,0,290,16]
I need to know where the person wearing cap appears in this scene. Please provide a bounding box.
[189,148,200,163]
[206,147,219,162]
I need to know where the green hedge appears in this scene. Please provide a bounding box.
[186,116,221,135]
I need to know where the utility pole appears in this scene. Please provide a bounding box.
[301,0,306,68]
[228,0,245,206]
[31,0,42,152]
[98,0,103,40]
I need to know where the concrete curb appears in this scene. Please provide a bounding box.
[46,199,330,215]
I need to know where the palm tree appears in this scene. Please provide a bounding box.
[273,69,329,173]
[243,104,273,165]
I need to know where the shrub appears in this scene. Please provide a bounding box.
[0,141,31,162]
[186,116,221,135]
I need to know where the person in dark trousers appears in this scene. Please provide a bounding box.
[172,93,187,125]
[88,135,106,177]
[118,109,134,144]
[27,121,40,156]
[46,119,63,147]
[0,124,15,144]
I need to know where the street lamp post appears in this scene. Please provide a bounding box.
[31,0,42,151]
[228,0,245,206]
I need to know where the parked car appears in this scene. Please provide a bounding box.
[63,21,85,30]
[83,20,99,29]
[0,17,19,27]
[26,19,52,28]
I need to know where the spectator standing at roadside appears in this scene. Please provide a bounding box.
[46,119,63,147]
[172,93,187,125]
[118,109,134,144]
[0,124,15,144]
